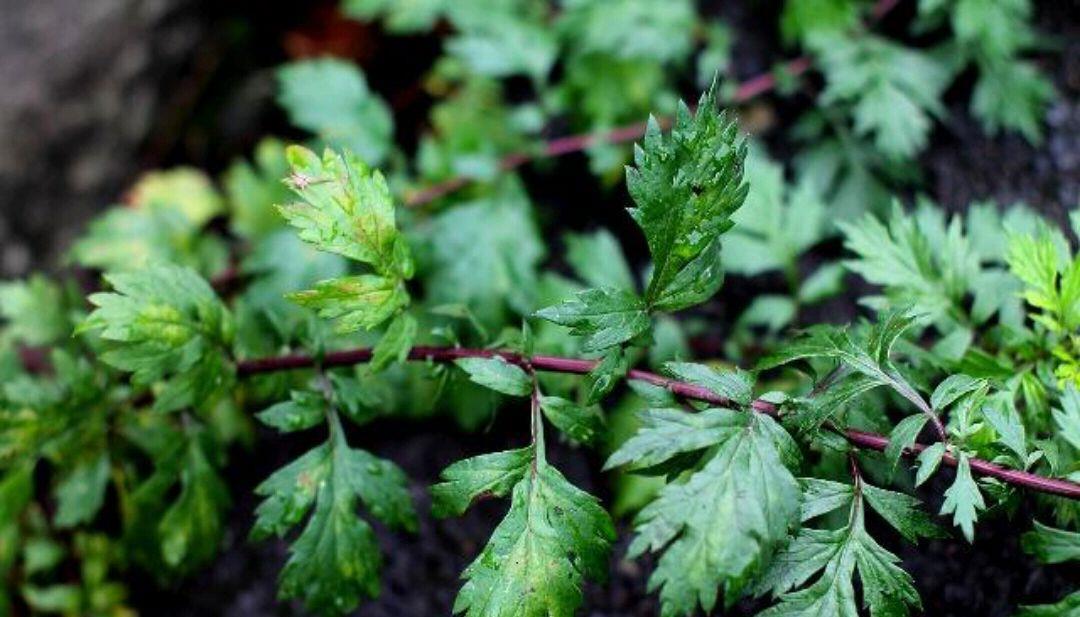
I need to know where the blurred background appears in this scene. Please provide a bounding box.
[3,0,1078,280]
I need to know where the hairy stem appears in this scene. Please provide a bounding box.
[235,345,1080,501]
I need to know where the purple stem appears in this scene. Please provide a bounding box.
[236,345,1080,501]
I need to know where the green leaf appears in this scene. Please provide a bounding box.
[159,437,231,569]
[759,311,932,419]
[757,489,921,617]
[818,35,951,160]
[885,414,929,475]
[983,397,1028,462]
[430,447,532,518]
[1007,231,1080,334]
[861,484,945,543]
[129,167,224,226]
[443,448,615,617]
[53,452,110,528]
[256,390,326,434]
[558,0,695,65]
[565,230,636,291]
[798,372,883,434]
[724,152,830,279]
[799,478,854,522]
[1016,591,1080,617]
[616,410,800,613]
[534,286,650,352]
[915,442,946,487]
[1021,521,1080,565]
[446,12,556,81]
[69,203,227,276]
[604,407,745,471]
[80,264,234,413]
[454,357,532,397]
[781,0,860,46]
[1054,384,1080,450]
[370,312,418,372]
[662,362,754,406]
[930,374,986,411]
[939,453,985,542]
[341,0,443,33]
[840,201,981,329]
[252,425,416,615]
[626,84,748,311]
[277,59,393,165]
[423,180,544,329]
[972,59,1054,143]
[539,396,604,446]
[224,137,292,240]
[0,275,70,346]
[737,295,798,333]
[286,274,409,333]
[584,347,629,404]
[278,145,412,279]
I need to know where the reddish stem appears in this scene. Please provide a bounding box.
[235,345,1080,501]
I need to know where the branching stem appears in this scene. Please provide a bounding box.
[235,344,1080,500]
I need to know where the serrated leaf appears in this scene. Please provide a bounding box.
[539,396,604,446]
[277,59,393,165]
[430,447,532,518]
[862,484,945,543]
[253,423,416,615]
[983,397,1027,462]
[939,453,985,542]
[256,390,326,434]
[1021,521,1080,565]
[799,372,883,434]
[278,145,412,279]
[840,202,981,329]
[915,442,946,487]
[534,286,650,353]
[725,152,831,281]
[446,12,556,80]
[758,490,921,617]
[626,84,748,311]
[622,410,800,613]
[799,478,854,522]
[885,414,929,475]
[930,374,985,411]
[818,36,950,160]
[584,347,629,404]
[604,407,745,471]
[287,274,409,333]
[558,0,695,65]
[454,357,532,397]
[423,180,544,329]
[80,264,234,413]
[972,59,1054,143]
[371,312,418,372]
[441,447,614,617]
[663,362,754,406]
[758,311,931,421]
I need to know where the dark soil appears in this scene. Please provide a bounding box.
[19,0,1080,615]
